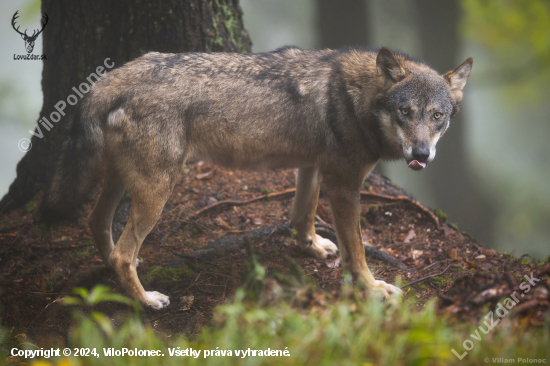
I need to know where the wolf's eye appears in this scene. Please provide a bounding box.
[434,112,442,119]
[401,108,409,115]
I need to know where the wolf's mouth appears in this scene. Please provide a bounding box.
[407,160,426,171]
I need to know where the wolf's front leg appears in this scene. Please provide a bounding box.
[324,185,402,299]
[291,167,339,259]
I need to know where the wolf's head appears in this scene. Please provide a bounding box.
[373,47,472,170]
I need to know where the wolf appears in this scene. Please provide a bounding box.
[40,46,472,309]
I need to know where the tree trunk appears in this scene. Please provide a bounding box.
[315,0,370,49]
[414,0,495,246]
[0,0,251,213]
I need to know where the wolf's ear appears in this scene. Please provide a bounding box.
[444,58,473,92]
[444,58,473,117]
[376,47,407,83]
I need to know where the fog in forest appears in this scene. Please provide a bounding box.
[2,0,549,258]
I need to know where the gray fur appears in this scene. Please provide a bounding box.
[40,46,472,308]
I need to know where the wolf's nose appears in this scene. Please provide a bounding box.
[412,146,430,163]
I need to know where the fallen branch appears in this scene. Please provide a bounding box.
[187,188,296,220]
[168,222,406,269]
[360,191,440,229]
[164,188,296,242]
[400,264,452,289]
[313,224,407,269]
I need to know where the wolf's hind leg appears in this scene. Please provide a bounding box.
[109,173,176,310]
[290,167,338,259]
[89,166,126,267]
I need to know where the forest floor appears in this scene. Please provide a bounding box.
[1,162,549,351]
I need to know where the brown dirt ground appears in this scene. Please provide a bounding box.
[1,162,549,349]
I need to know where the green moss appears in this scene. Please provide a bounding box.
[360,217,366,224]
[25,198,38,213]
[431,276,448,288]
[142,266,193,285]
[434,209,447,221]
[207,0,249,53]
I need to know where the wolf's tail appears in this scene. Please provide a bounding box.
[38,100,104,226]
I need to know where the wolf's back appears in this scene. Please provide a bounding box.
[38,98,105,225]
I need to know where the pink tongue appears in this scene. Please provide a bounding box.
[408,160,426,171]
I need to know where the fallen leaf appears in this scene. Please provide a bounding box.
[196,168,215,180]
[475,254,486,260]
[480,247,497,257]
[411,249,423,259]
[180,295,194,311]
[404,229,416,243]
[449,249,458,260]
[206,197,218,205]
[215,216,232,230]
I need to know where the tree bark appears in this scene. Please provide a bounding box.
[0,0,251,213]
[414,0,495,246]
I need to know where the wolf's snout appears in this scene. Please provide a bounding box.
[412,146,430,163]
[407,146,430,171]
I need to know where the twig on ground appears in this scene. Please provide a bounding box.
[172,273,201,296]
[315,214,330,227]
[188,188,296,220]
[360,191,440,229]
[26,298,63,331]
[400,264,452,289]
[164,188,296,242]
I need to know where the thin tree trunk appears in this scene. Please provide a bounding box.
[316,0,370,49]
[414,0,495,245]
[0,0,251,213]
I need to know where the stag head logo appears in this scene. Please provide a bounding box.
[12,11,49,54]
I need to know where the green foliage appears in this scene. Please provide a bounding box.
[4,255,550,366]
[461,0,550,102]
[63,285,137,309]
[11,287,550,366]
[462,0,550,62]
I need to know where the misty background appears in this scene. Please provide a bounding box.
[1,0,549,258]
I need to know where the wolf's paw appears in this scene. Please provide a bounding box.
[143,291,170,310]
[303,234,339,260]
[371,280,402,300]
